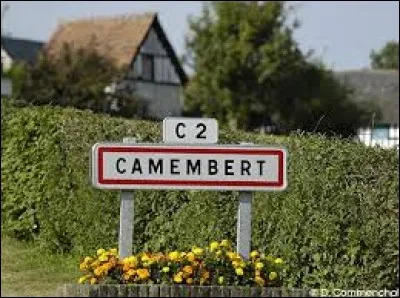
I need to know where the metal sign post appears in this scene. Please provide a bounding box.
[237,191,252,260]
[237,142,254,260]
[118,137,136,259]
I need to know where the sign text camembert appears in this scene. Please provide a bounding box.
[91,144,287,191]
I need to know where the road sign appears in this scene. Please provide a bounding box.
[91,143,287,191]
[163,117,218,144]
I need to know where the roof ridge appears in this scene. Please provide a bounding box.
[59,12,157,26]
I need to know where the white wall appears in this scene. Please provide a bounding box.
[1,77,12,96]
[356,127,399,149]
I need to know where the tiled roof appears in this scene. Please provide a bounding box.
[1,36,44,64]
[45,13,156,69]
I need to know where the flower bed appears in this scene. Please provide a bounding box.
[77,240,284,288]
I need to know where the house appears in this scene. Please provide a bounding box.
[335,69,399,149]
[44,13,188,119]
[1,36,44,71]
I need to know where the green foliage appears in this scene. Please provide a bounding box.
[19,43,143,117]
[183,1,373,137]
[1,104,398,290]
[370,41,399,70]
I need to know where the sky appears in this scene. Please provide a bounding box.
[1,1,399,71]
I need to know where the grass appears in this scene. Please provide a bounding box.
[1,235,80,297]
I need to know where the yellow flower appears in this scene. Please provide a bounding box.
[255,262,264,270]
[78,276,87,284]
[137,268,150,280]
[250,251,260,259]
[183,266,193,276]
[162,267,170,273]
[180,252,187,258]
[79,262,88,270]
[96,248,106,256]
[255,270,261,276]
[218,276,224,285]
[99,254,108,262]
[215,250,222,257]
[123,256,138,266]
[141,254,151,263]
[274,258,283,265]
[202,271,210,279]
[255,276,265,286]
[269,271,278,281]
[84,257,93,264]
[233,260,245,268]
[210,241,220,251]
[90,277,97,285]
[227,252,236,259]
[127,269,136,277]
[94,267,104,276]
[168,251,180,261]
[186,278,193,285]
[235,268,244,276]
[109,248,118,256]
[192,247,204,256]
[186,252,196,262]
[220,239,230,248]
[173,273,183,283]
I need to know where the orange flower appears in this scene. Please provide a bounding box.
[183,266,193,276]
[186,278,193,285]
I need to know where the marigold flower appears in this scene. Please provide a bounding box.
[192,247,204,256]
[215,250,222,257]
[79,262,87,270]
[109,248,118,256]
[235,268,244,276]
[186,252,196,262]
[168,251,180,261]
[274,258,283,265]
[269,271,278,280]
[220,239,230,248]
[210,241,220,251]
[218,276,224,284]
[250,251,260,259]
[84,257,93,264]
[127,269,136,277]
[94,267,103,276]
[183,266,193,276]
[141,254,151,263]
[202,271,210,279]
[90,277,97,285]
[255,270,261,276]
[173,273,183,283]
[162,267,170,273]
[186,278,193,285]
[255,276,265,286]
[96,248,106,256]
[255,262,264,270]
[137,268,150,280]
[78,276,87,284]
[99,254,108,262]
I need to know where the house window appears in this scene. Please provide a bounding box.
[142,54,154,81]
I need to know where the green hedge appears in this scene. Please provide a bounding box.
[1,103,399,290]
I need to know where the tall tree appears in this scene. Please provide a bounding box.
[183,1,373,136]
[370,41,399,70]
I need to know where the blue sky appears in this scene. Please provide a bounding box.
[1,1,399,71]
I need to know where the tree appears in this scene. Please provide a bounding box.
[183,1,373,136]
[20,43,143,117]
[370,41,399,70]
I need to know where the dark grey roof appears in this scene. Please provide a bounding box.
[1,36,45,65]
[335,70,399,125]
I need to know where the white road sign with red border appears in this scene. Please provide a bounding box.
[91,143,287,191]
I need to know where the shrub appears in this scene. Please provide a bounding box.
[77,240,285,287]
[1,103,398,289]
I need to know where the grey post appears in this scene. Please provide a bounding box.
[118,137,136,259]
[237,142,254,260]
